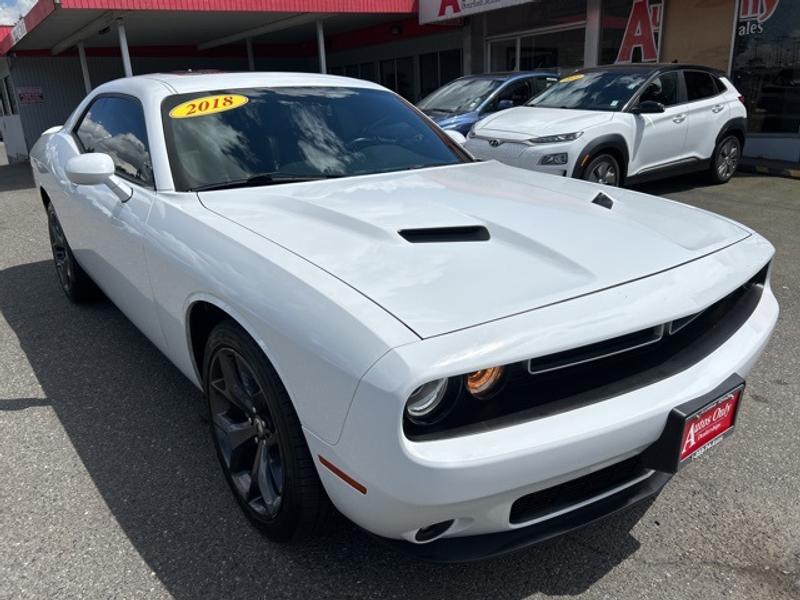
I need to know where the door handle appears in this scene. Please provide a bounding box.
[712,104,725,113]
[672,114,687,124]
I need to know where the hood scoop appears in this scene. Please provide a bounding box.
[398,225,490,244]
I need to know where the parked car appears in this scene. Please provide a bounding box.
[418,71,558,135]
[465,64,747,186]
[30,72,777,562]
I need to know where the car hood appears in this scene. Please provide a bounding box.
[422,110,476,129]
[475,106,614,139]
[199,161,749,339]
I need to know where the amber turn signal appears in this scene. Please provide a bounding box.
[465,366,505,398]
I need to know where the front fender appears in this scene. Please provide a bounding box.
[572,134,630,179]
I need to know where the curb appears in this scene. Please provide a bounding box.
[738,162,800,180]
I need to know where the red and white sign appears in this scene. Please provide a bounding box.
[17,86,44,105]
[679,388,741,463]
[739,0,780,23]
[615,0,663,64]
[419,0,532,24]
[737,0,780,36]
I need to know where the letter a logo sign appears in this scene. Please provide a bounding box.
[616,0,659,63]
[438,0,461,18]
[682,422,697,457]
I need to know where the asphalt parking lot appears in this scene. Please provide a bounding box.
[1,143,799,600]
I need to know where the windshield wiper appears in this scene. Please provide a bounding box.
[192,172,343,192]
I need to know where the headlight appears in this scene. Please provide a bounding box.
[465,366,505,399]
[405,378,451,424]
[540,152,569,165]
[530,131,583,144]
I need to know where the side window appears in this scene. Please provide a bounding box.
[496,79,532,107]
[639,71,680,107]
[712,75,727,94]
[684,71,718,102]
[76,96,154,187]
[530,76,558,96]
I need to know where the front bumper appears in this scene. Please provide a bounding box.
[376,471,671,562]
[464,136,579,177]
[304,236,778,560]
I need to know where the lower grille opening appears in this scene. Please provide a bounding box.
[509,455,649,525]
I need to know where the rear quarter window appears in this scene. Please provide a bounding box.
[685,71,719,102]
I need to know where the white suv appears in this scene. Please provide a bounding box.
[464,64,747,186]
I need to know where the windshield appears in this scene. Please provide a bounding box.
[417,77,503,113]
[529,70,651,111]
[162,87,468,191]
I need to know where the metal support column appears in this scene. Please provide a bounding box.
[246,38,255,71]
[78,42,92,94]
[316,19,327,74]
[116,18,132,77]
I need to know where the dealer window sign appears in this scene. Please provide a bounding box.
[419,0,533,24]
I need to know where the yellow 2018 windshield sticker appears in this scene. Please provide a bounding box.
[169,94,249,119]
[559,73,584,83]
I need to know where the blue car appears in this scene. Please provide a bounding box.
[418,71,559,135]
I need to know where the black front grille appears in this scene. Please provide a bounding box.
[405,262,769,441]
[510,455,648,525]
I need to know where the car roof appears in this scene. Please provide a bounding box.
[90,71,385,100]
[456,71,559,82]
[575,63,725,76]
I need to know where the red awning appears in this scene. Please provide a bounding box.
[0,0,420,55]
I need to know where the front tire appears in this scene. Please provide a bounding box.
[46,202,97,303]
[709,135,741,184]
[581,153,621,187]
[204,320,331,542]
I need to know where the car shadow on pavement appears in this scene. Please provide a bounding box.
[1,259,653,599]
[0,162,35,193]
[630,171,758,196]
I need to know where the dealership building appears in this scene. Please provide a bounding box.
[1,0,798,165]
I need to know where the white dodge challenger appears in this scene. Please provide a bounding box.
[30,72,778,562]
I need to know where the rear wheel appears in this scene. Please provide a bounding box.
[709,135,740,184]
[46,202,97,303]
[582,154,621,187]
[204,320,331,542]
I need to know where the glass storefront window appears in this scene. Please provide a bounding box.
[486,0,586,73]
[732,0,800,134]
[489,39,518,72]
[380,57,414,100]
[485,0,587,37]
[419,49,463,98]
[520,27,585,70]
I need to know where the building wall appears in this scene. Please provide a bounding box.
[6,52,316,157]
[660,0,737,71]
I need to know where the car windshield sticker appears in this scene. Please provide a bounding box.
[610,100,619,107]
[169,94,249,119]
[559,74,584,83]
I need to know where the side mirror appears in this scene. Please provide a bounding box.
[632,100,665,114]
[65,153,115,185]
[445,130,467,145]
[496,99,514,111]
[65,152,133,201]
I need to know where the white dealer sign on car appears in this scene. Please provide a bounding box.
[419,0,532,24]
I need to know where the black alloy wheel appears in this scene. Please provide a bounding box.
[582,154,621,187]
[46,202,96,303]
[204,321,331,541]
[208,346,285,519]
